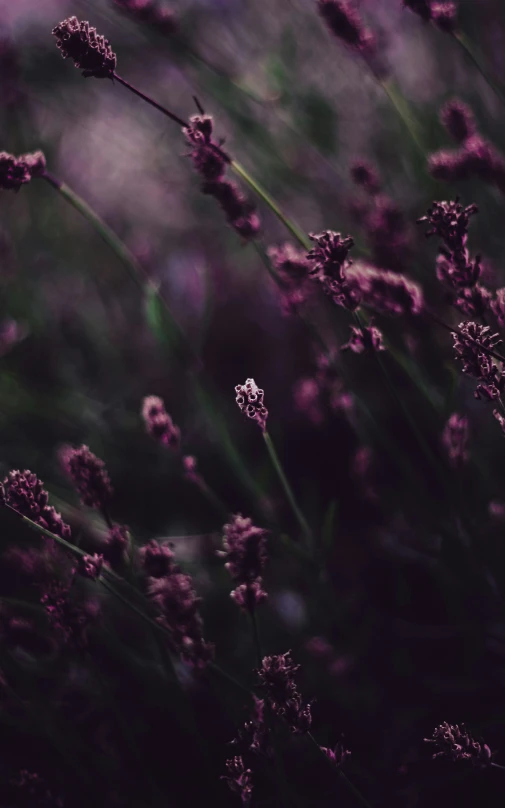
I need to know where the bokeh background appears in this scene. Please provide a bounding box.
[3,1,505,806]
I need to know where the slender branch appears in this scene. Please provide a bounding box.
[262,430,313,549]
[113,73,188,127]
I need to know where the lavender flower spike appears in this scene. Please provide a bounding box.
[256,651,313,733]
[235,379,268,431]
[424,722,493,767]
[52,17,117,78]
[0,150,46,192]
[60,444,113,511]
[1,469,71,539]
[141,395,181,450]
[219,514,269,612]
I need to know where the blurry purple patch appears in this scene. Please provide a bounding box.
[141,395,181,450]
[59,444,113,510]
[0,319,28,357]
[341,319,386,354]
[440,99,475,144]
[441,413,469,466]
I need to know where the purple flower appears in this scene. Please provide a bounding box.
[0,152,31,191]
[52,17,117,78]
[184,115,227,181]
[221,756,253,806]
[79,553,104,580]
[350,160,380,194]
[113,0,177,35]
[428,149,469,182]
[320,739,351,768]
[256,651,313,734]
[442,413,469,466]
[452,321,501,378]
[491,288,505,328]
[432,2,458,32]
[182,455,203,485]
[202,179,260,240]
[1,469,71,539]
[138,538,176,578]
[317,0,380,67]
[102,524,129,568]
[60,445,113,511]
[440,99,475,144]
[424,722,493,767]
[403,0,433,22]
[341,319,386,354]
[307,231,354,283]
[235,378,268,431]
[452,285,491,318]
[219,514,269,612]
[41,572,100,648]
[345,263,424,316]
[493,409,505,436]
[141,396,181,450]
[418,199,477,252]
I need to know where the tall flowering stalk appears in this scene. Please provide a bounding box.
[218,514,269,613]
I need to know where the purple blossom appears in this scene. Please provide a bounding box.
[41,572,100,648]
[418,199,477,252]
[52,17,117,79]
[424,722,493,766]
[345,263,424,316]
[452,322,505,400]
[102,524,129,569]
[341,319,386,354]
[432,2,458,32]
[141,396,181,450]
[493,409,505,436]
[452,285,491,318]
[221,756,253,806]
[0,151,45,191]
[317,0,380,68]
[138,538,176,578]
[442,413,469,466]
[491,288,505,328]
[219,514,269,612]
[201,179,260,240]
[235,378,268,431]
[307,230,354,283]
[320,739,351,768]
[113,0,177,35]
[184,115,227,181]
[256,651,313,734]
[60,444,113,510]
[440,99,475,144]
[182,455,203,485]
[350,160,380,194]
[1,469,71,539]
[78,553,104,580]
[268,242,314,316]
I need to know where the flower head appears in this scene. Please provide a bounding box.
[202,179,260,240]
[424,722,493,767]
[341,319,385,354]
[60,444,113,510]
[317,1,378,63]
[418,199,477,251]
[0,152,30,191]
[219,514,268,612]
[307,231,354,283]
[442,413,469,466]
[345,263,424,316]
[41,572,100,647]
[440,99,475,144]
[1,469,71,539]
[102,524,129,568]
[491,288,505,328]
[221,756,253,806]
[320,739,351,768]
[235,379,268,431]
[452,321,501,378]
[350,160,380,194]
[52,17,117,78]
[256,651,313,733]
[141,395,180,450]
[432,2,458,32]
[79,553,104,580]
[139,539,176,578]
[184,115,227,181]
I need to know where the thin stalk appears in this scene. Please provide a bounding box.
[452,32,505,111]
[231,160,311,249]
[307,732,373,808]
[113,73,188,127]
[375,75,427,159]
[262,429,313,549]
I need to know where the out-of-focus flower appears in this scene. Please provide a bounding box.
[41,571,100,648]
[431,2,458,32]
[0,470,71,539]
[317,0,386,74]
[141,395,181,450]
[60,445,113,511]
[440,99,475,144]
[113,0,177,35]
[442,413,469,466]
[489,501,505,520]
[78,553,104,580]
[424,722,493,766]
[0,319,28,357]
[268,242,315,316]
[102,524,129,569]
[52,17,117,78]
[452,285,491,319]
[256,651,313,734]
[201,179,260,240]
[493,409,505,436]
[184,115,227,182]
[141,540,212,667]
[221,756,253,806]
[345,262,424,316]
[320,739,351,768]
[235,378,268,431]
[491,288,505,329]
[350,160,380,194]
[219,514,268,612]
[182,455,203,485]
[341,319,385,354]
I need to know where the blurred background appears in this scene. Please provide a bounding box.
[3,0,505,806]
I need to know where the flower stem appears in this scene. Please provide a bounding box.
[113,73,188,127]
[307,732,373,808]
[263,430,313,548]
[452,32,505,111]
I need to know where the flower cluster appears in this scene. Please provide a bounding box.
[141,395,180,450]
[256,651,313,733]
[317,1,386,75]
[0,150,46,191]
[113,0,177,35]
[429,99,505,196]
[403,0,458,32]
[267,242,315,316]
[0,469,71,539]
[293,351,353,427]
[183,115,260,240]
[441,413,469,467]
[452,321,505,401]
[102,524,129,569]
[221,756,253,807]
[41,571,100,647]
[78,553,104,580]
[60,445,113,511]
[235,379,268,431]
[140,539,212,667]
[349,162,411,271]
[306,231,361,310]
[345,262,424,316]
[424,722,493,766]
[52,17,117,78]
[320,739,351,768]
[341,319,386,354]
[418,199,487,317]
[219,514,269,612]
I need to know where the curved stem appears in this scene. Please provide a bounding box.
[263,430,313,549]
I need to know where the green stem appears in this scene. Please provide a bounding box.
[452,32,505,110]
[375,77,427,159]
[262,430,313,548]
[231,160,311,249]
